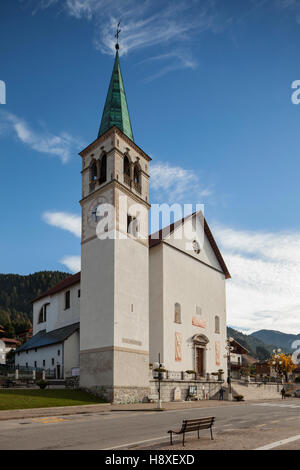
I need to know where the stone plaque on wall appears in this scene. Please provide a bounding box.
[175,332,182,362]
[173,387,181,401]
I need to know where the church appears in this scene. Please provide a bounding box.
[15,41,230,403]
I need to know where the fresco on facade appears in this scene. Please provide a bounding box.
[175,332,182,361]
[192,316,206,328]
[215,340,221,366]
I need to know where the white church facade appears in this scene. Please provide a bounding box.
[15,44,230,403]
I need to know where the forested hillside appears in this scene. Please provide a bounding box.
[0,271,70,337]
[250,329,300,353]
[227,326,278,360]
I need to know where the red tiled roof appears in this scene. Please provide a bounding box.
[1,338,21,346]
[148,211,231,279]
[32,272,81,303]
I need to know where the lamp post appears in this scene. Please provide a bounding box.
[272,348,284,383]
[225,337,234,401]
[154,353,164,410]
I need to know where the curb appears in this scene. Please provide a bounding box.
[0,403,111,421]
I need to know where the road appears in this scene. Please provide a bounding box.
[0,399,300,450]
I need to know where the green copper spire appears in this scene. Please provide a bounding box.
[98,50,134,141]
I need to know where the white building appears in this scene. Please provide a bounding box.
[0,337,21,365]
[15,43,230,402]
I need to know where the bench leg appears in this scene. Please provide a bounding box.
[210,427,214,440]
[183,432,185,447]
[170,432,173,446]
[198,429,200,439]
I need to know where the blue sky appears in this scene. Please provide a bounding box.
[1,0,300,333]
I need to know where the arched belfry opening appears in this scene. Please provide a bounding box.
[124,155,131,186]
[99,154,107,184]
[90,159,98,183]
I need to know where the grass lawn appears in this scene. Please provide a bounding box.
[0,389,107,410]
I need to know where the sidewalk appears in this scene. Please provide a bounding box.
[0,398,281,421]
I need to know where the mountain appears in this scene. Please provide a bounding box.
[0,271,70,337]
[250,329,300,353]
[227,327,278,360]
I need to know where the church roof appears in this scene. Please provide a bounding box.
[15,322,80,353]
[149,212,231,279]
[32,272,80,303]
[98,51,134,141]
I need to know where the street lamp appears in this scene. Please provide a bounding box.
[272,348,284,383]
[153,353,165,410]
[225,337,234,401]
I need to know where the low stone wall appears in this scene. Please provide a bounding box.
[81,385,151,404]
[65,376,80,389]
[150,379,222,402]
[231,381,296,400]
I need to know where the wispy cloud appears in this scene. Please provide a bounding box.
[43,210,81,272]
[139,49,198,81]
[0,111,82,163]
[60,255,81,272]
[214,225,300,334]
[26,0,231,78]
[42,211,81,237]
[150,161,212,204]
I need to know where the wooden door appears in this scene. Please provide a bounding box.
[196,348,204,377]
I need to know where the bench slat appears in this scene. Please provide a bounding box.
[183,419,214,424]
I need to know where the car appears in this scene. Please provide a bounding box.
[294,389,300,397]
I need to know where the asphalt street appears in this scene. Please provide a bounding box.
[0,399,299,450]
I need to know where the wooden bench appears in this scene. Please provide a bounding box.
[168,416,215,446]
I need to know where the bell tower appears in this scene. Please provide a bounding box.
[79,40,151,403]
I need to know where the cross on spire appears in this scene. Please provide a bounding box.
[115,21,121,50]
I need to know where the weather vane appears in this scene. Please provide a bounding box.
[115,21,121,50]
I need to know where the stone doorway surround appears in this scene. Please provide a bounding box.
[192,334,209,379]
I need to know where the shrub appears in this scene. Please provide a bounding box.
[185,370,196,374]
[233,394,244,401]
[295,377,300,383]
[285,392,291,397]
[153,368,166,372]
[36,380,49,389]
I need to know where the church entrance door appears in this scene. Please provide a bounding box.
[196,347,204,377]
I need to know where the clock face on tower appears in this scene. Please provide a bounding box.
[87,196,107,228]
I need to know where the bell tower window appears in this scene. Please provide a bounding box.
[99,154,107,184]
[133,163,141,194]
[90,160,97,182]
[124,155,131,186]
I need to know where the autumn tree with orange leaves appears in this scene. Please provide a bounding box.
[269,349,296,382]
